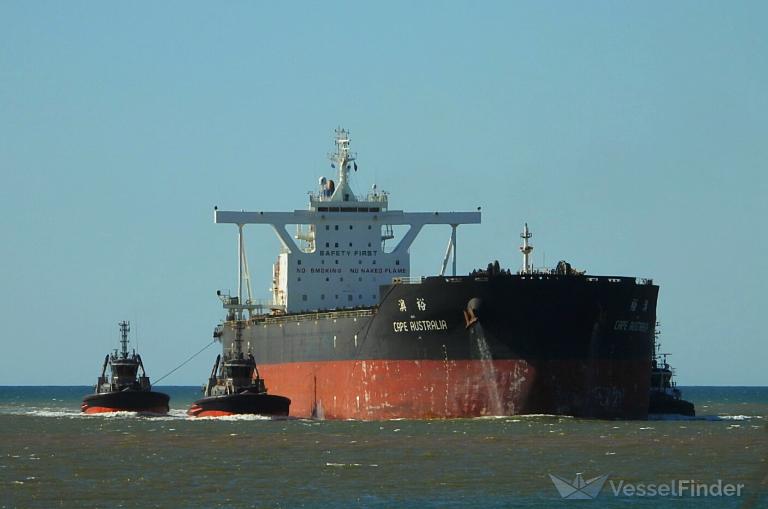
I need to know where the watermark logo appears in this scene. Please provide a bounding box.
[549,472,745,500]
[549,473,609,499]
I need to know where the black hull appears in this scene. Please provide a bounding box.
[82,390,170,414]
[649,392,696,416]
[188,393,291,417]
[217,273,658,419]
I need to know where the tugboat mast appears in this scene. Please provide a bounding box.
[233,320,244,360]
[519,223,533,274]
[119,320,130,359]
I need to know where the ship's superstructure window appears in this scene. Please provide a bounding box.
[335,225,339,230]
[348,295,353,301]
[349,225,353,230]
[302,295,307,301]
[297,260,302,265]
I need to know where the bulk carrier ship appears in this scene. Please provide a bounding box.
[211,129,657,420]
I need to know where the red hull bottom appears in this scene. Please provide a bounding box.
[259,359,650,420]
[187,407,233,418]
[81,405,169,414]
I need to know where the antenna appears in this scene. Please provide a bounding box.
[519,223,533,274]
[118,321,130,359]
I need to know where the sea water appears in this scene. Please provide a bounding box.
[1,386,766,508]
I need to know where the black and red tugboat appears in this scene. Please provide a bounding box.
[648,326,695,417]
[81,321,170,414]
[188,322,290,418]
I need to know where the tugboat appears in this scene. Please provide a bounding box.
[188,322,290,417]
[648,325,695,417]
[81,321,170,414]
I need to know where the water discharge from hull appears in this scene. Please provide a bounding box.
[470,323,504,416]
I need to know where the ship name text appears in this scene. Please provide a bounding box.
[393,319,448,333]
[613,320,650,333]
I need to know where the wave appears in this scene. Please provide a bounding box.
[3,407,294,421]
[648,413,764,421]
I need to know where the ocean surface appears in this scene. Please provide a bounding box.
[1,386,766,508]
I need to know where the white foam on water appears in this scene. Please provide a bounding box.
[188,413,286,421]
[23,409,83,418]
[648,414,762,422]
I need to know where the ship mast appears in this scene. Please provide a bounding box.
[519,223,533,274]
[118,321,130,359]
[328,128,357,202]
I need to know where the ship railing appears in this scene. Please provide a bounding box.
[309,193,389,206]
[257,308,375,325]
[391,276,425,285]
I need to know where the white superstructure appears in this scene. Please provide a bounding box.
[215,128,481,314]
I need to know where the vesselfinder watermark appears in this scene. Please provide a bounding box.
[549,473,745,500]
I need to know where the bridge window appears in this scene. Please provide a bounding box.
[335,225,339,231]
[325,242,329,247]
[325,225,329,230]
[335,242,339,248]
[349,225,353,230]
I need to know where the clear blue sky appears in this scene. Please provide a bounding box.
[1,1,766,385]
